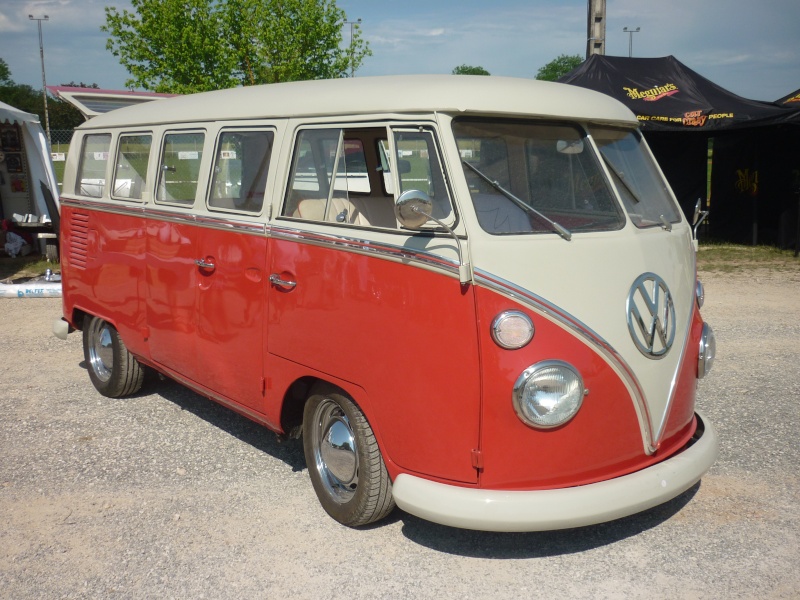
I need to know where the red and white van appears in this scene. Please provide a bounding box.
[54,75,717,531]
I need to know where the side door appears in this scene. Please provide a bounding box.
[267,124,481,484]
[146,130,207,382]
[193,128,275,412]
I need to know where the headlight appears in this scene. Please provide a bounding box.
[698,323,716,379]
[696,280,705,308]
[513,361,585,429]
[491,310,534,349]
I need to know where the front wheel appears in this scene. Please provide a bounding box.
[303,385,395,527]
[82,316,145,398]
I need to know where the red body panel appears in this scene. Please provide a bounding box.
[267,237,481,483]
[474,286,696,490]
[145,217,199,380]
[61,203,700,492]
[193,225,267,411]
[658,305,704,447]
[60,204,148,357]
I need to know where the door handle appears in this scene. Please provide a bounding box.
[269,274,297,290]
[195,258,216,272]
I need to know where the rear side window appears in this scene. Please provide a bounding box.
[112,134,152,201]
[76,134,111,198]
[208,130,274,213]
[156,131,205,205]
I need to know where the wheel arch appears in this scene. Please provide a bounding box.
[277,375,394,471]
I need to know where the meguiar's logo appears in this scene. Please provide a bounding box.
[624,83,679,102]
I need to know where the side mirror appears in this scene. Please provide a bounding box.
[395,189,433,229]
[556,139,584,154]
[394,190,472,285]
[692,198,709,240]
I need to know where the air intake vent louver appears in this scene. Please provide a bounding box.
[69,211,90,269]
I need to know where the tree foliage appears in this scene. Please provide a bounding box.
[452,64,490,76]
[0,58,89,130]
[0,58,11,85]
[103,0,371,93]
[535,54,583,82]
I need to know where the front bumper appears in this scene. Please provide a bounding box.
[392,411,718,532]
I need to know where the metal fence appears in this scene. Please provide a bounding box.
[49,129,75,152]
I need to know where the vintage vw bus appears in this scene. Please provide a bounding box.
[54,75,717,531]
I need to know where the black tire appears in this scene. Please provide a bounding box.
[303,384,395,527]
[82,315,145,398]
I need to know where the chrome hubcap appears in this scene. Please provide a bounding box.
[88,320,114,383]
[312,398,358,504]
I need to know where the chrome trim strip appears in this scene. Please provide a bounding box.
[269,225,462,278]
[195,213,266,235]
[61,196,146,218]
[474,268,656,454]
[61,196,266,236]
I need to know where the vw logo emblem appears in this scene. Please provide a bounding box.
[626,273,676,359]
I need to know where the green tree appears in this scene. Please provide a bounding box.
[103,0,370,93]
[535,54,583,82]
[452,64,490,76]
[0,58,11,85]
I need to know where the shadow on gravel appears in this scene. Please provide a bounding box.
[77,358,701,554]
[397,482,700,558]
[148,377,307,473]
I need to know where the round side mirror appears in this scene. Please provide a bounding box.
[395,190,433,229]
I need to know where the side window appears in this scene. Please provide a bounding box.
[280,129,359,219]
[112,133,152,201]
[342,139,370,194]
[156,131,205,205]
[393,129,453,220]
[76,134,111,198]
[209,130,274,213]
[282,127,398,229]
[377,140,394,195]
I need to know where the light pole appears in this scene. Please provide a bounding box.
[344,18,362,77]
[29,14,51,145]
[623,26,640,58]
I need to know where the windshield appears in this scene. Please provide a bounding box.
[453,119,625,235]
[590,126,681,228]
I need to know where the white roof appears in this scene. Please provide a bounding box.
[79,75,638,130]
[0,101,39,125]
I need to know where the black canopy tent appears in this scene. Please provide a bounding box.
[559,55,800,247]
[776,89,800,107]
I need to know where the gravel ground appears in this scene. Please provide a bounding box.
[1,269,798,599]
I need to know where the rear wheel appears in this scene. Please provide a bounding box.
[303,385,395,527]
[82,316,144,398]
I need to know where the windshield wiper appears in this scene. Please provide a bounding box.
[598,151,642,204]
[462,161,572,241]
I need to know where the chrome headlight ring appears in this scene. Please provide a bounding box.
[513,360,585,429]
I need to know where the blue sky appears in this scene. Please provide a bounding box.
[2,0,799,101]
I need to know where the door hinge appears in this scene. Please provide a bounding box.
[471,449,484,471]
